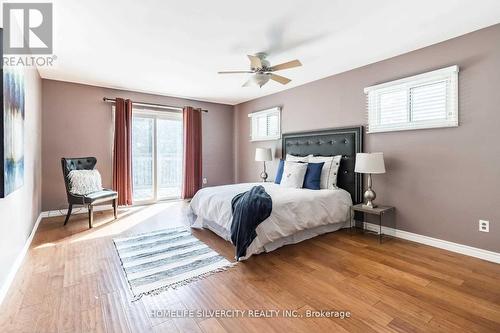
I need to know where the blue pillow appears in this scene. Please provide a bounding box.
[274,159,285,184]
[303,162,324,190]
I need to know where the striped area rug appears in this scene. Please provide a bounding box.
[113,227,235,300]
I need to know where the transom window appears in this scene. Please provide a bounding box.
[365,65,459,133]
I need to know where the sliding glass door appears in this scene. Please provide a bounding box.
[132,116,154,201]
[157,116,183,199]
[132,109,183,203]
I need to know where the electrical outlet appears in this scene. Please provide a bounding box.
[479,220,489,232]
[202,177,208,185]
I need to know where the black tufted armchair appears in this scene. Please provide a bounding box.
[61,157,118,228]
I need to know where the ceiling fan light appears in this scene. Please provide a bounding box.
[253,73,270,87]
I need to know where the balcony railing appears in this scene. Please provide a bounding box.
[132,154,182,201]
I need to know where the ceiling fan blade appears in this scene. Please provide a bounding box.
[218,70,254,74]
[270,74,291,85]
[270,59,302,71]
[247,55,262,69]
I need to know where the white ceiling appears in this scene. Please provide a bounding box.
[34,0,500,105]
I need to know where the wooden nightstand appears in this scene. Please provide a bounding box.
[350,204,395,243]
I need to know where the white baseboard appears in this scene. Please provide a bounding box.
[41,204,113,218]
[0,213,43,306]
[363,222,500,264]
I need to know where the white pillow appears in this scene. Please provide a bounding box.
[68,169,103,195]
[285,154,311,162]
[308,155,342,189]
[280,161,308,188]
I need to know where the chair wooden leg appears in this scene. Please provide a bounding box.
[113,199,117,219]
[88,204,93,229]
[63,204,73,225]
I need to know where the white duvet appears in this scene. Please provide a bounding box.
[188,182,352,259]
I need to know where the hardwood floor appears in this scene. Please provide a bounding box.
[1,201,500,332]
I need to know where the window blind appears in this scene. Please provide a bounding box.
[365,65,458,133]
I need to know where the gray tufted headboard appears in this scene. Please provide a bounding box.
[282,126,363,204]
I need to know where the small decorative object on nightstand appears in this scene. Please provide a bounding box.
[255,148,273,182]
[350,204,395,243]
[355,152,386,208]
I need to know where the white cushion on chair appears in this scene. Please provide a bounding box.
[68,169,103,195]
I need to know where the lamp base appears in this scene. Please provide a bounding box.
[362,202,378,209]
[260,171,268,182]
[363,187,377,209]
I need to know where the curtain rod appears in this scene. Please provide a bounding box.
[102,97,208,113]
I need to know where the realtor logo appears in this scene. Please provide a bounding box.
[3,3,53,54]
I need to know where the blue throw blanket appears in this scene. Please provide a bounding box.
[230,185,272,260]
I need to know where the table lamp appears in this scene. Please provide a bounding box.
[355,152,386,208]
[255,148,273,182]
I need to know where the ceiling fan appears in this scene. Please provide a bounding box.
[218,52,302,87]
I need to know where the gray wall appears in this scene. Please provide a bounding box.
[234,24,500,252]
[42,80,234,211]
[0,67,42,291]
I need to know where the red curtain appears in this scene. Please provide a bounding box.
[113,98,133,206]
[182,106,202,199]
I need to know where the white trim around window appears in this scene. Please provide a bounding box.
[364,65,459,134]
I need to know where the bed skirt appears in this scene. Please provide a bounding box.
[189,211,349,260]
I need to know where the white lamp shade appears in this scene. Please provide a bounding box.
[355,153,386,174]
[255,148,273,162]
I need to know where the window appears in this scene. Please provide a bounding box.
[365,66,458,133]
[131,108,183,203]
[248,106,281,141]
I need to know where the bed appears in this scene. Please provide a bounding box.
[189,126,363,260]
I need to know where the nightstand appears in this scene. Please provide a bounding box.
[350,204,395,243]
